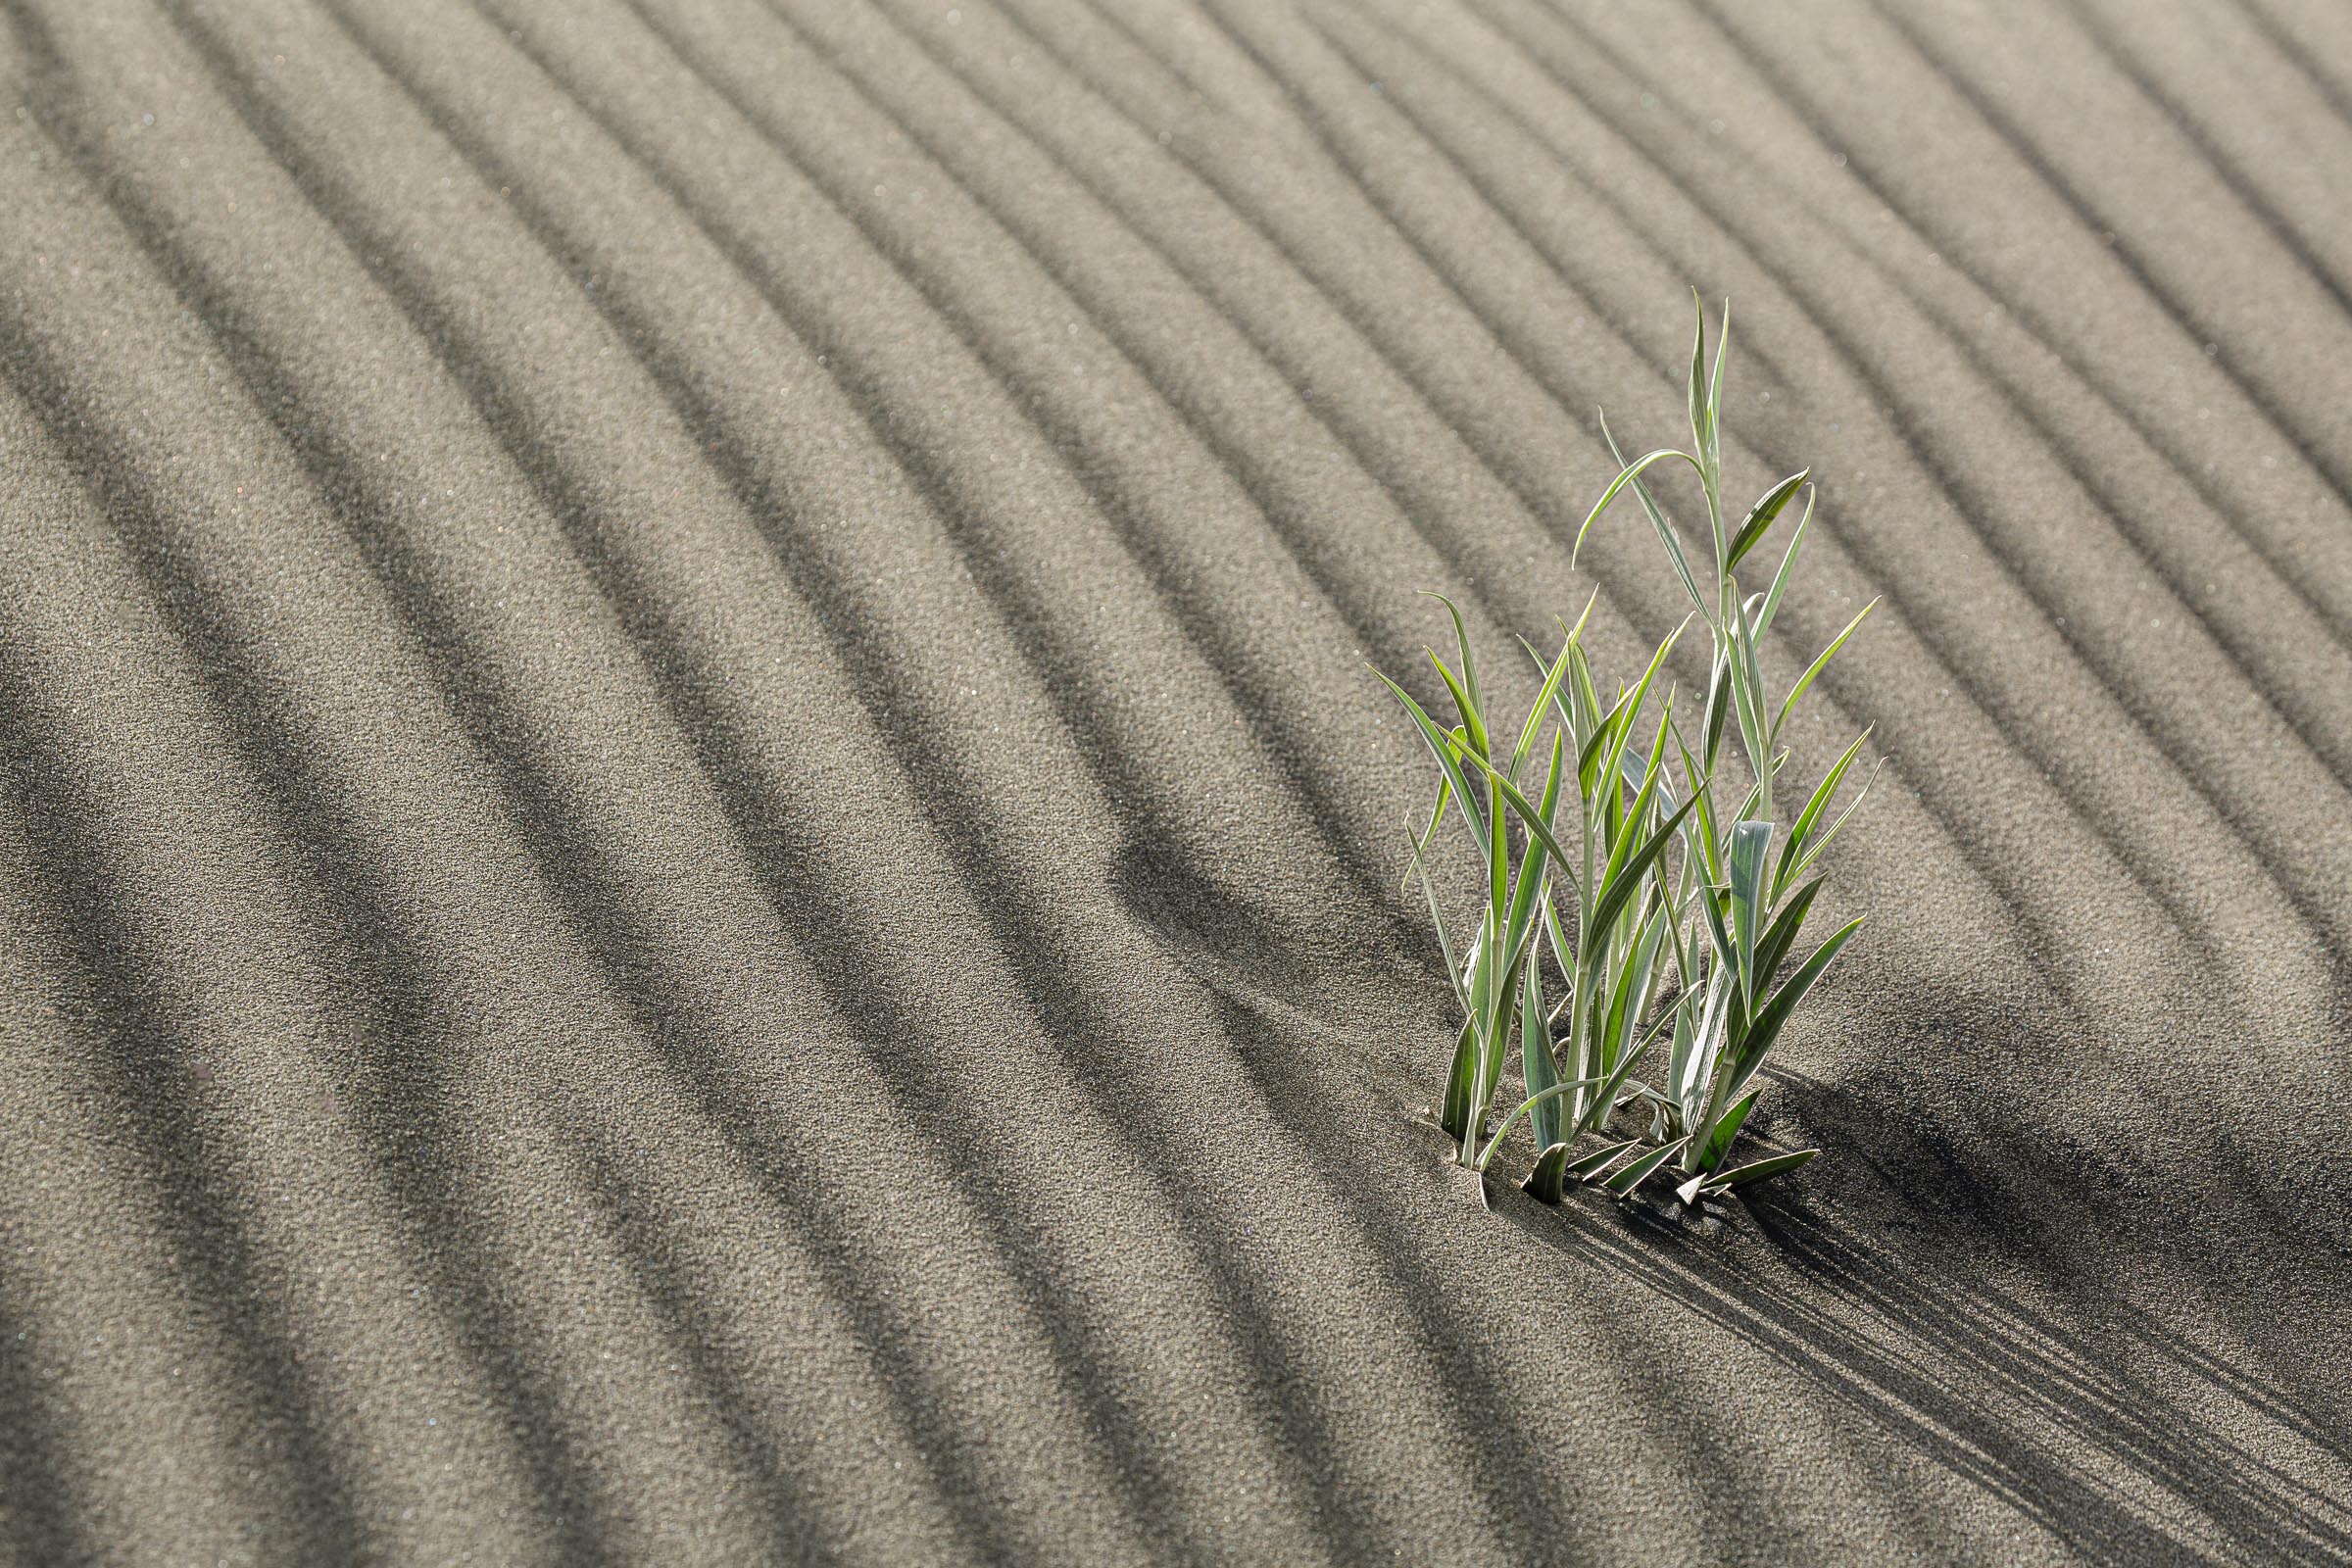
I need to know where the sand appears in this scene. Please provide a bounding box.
[1,0,2348,1562]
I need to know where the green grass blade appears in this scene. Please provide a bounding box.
[1569,990,1680,1140]
[1590,785,1702,947]
[1439,1017,1478,1145]
[1600,620,1689,800]
[1622,730,1704,917]
[1787,760,1886,887]
[1754,486,1814,639]
[1725,917,1864,1102]
[1444,741,1589,905]
[1604,1136,1690,1199]
[1407,834,1473,1017]
[1576,694,1628,802]
[1524,1142,1573,1204]
[1420,592,1487,739]
[1773,599,1878,742]
[1729,595,1774,795]
[1598,912,1646,1073]
[1502,736,1567,965]
[1700,648,1735,769]
[1568,1139,1640,1181]
[1775,729,1872,887]
[1373,667,1493,853]
[1750,875,1825,996]
[1465,917,1495,1115]
[1522,959,1562,1151]
[1682,970,1736,1129]
[1565,640,1604,750]
[1604,905,1669,1072]
[1725,469,1809,574]
[1402,771,1453,894]
[1482,901,1544,1125]
[1596,703,1674,894]
[1428,651,1490,760]
[1562,588,1599,649]
[1670,720,1726,885]
[1698,1148,1819,1197]
[1476,1075,1609,1170]
[1542,893,1575,1010]
[1666,970,1701,1114]
[1494,890,1546,1006]
[1601,412,1708,616]
[1705,296,1731,482]
[1687,289,1708,474]
[1696,1086,1759,1175]
[1573,447,1707,564]
[1695,877,1737,969]
[1508,632,1576,781]
[1728,819,1774,1011]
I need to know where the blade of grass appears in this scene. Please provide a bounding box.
[1524,1142,1574,1204]
[1725,469,1810,574]
[1522,957,1562,1152]
[1749,875,1826,995]
[1671,720,1726,885]
[1567,1139,1640,1181]
[1599,621,1689,799]
[1573,447,1708,564]
[1402,770,1452,894]
[1705,296,1731,484]
[1701,650,1734,768]
[1406,833,1472,1017]
[1604,1137,1690,1199]
[1754,486,1814,639]
[1728,819,1774,1012]
[1695,1086,1759,1175]
[1722,917,1864,1103]
[1476,1075,1610,1170]
[1602,905,1669,1074]
[1590,783,1703,947]
[1576,693,1629,801]
[1501,736,1568,973]
[1428,651,1490,760]
[1421,592,1487,738]
[1594,708,1674,906]
[1773,599,1879,742]
[1565,641,1604,750]
[1729,595,1774,808]
[1569,995,1684,1141]
[1373,668,1494,854]
[1601,412,1708,617]
[1508,632,1576,781]
[1440,1018,1478,1146]
[1444,742,1594,906]
[1694,1148,1818,1199]
[1787,760,1886,887]
[1775,729,1872,888]
[1687,289,1709,479]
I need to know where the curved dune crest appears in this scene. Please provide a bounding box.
[2,1,2349,1563]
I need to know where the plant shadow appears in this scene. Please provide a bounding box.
[1490,1103,2352,1568]
[1131,839,2352,1566]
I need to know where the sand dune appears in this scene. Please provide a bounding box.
[2,1,2349,1562]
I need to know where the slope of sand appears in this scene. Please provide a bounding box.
[2,1,2349,1563]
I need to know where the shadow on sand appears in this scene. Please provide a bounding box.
[1130,839,2352,1567]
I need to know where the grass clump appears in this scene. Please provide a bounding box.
[1377,295,1880,1210]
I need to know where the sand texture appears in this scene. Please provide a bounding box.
[3,0,2351,1563]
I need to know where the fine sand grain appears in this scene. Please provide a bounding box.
[3,1,2350,1563]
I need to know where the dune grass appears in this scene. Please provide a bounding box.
[1378,295,1879,1210]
